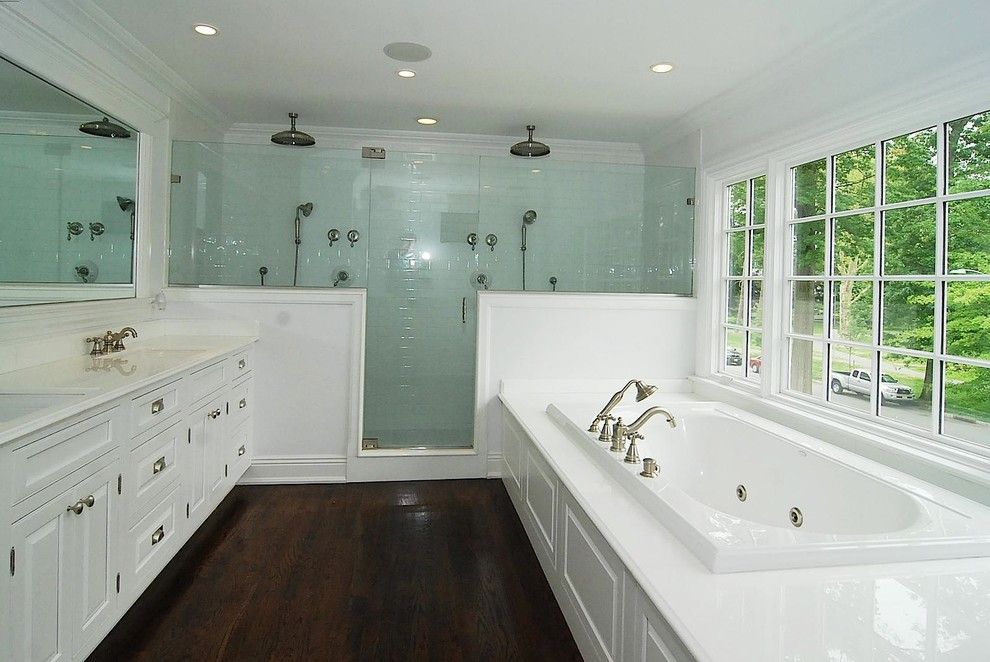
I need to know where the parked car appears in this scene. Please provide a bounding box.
[749,356,762,373]
[830,369,914,402]
[725,347,743,366]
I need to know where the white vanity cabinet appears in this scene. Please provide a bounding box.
[8,437,120,662]
[3,341,256,662]
[501,408,694,662]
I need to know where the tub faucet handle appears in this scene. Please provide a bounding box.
[596,414,615,442]
[624,432,643,464]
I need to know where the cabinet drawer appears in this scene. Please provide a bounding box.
[10,408,119,505]
[230,349,252,377]
[124,420,183,526]
[188,359,228,404]
[229,421,252,482]
[130,380,181,437]
[122,483,181,600]
[227,377,252,431]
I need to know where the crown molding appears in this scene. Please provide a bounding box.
[223,123,647,165]
[36,0,229,133]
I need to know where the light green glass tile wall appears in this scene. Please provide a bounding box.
[168,140,695,449]
[0,133,136,283]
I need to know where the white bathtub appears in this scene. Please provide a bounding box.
[547,400,990,572]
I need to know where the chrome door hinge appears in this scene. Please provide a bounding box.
[117,474,122,495]
[8,547,13,577]
[361,146,386,160]
[686,197,695,206]
[115,573,120,594]
[170,174,181,184]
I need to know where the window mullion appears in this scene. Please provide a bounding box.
[933,120,948,436]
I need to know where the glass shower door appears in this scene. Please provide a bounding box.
[362,152,482,449]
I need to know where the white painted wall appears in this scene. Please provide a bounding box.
[165,287,364,483]
[476,292,697,475]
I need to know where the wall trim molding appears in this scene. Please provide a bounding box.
[240,455,347,485]
[165,286,365,306]
[223,123,648,165]
[486,452,503,479]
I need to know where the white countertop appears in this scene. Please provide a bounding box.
[0,335,257,446]
[500,385,990,662]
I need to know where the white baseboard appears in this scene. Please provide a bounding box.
[238,455,347,484]
[487,452,503,478]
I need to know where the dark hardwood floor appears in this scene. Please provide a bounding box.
[89,480,581,662]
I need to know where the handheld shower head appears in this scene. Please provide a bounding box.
[116,196,134,213]
[523,209,537,224]
[298,202,314,217]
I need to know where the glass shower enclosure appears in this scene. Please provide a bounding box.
[169,141,695,450]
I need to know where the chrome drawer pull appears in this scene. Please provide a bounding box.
[238,445,246,457]
[151,398,165,415]
[153,457,167,474]
[237,358,246,369]
[151,525,165,546]
[239,398,247,409]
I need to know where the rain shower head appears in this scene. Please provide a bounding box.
[523,209,537,224]
[510,125,550,158]
[116,196,134,212]
[297,202,314,217]
[79,116,131,139]
[271,113,316,147]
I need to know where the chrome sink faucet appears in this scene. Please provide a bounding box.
[588,379,658,437]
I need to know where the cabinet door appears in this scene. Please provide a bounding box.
[622,575,694,662]
[187,396,224,524]
[67,464,118,659]
[9,488,72,662]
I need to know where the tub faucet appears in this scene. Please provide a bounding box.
[610,406,677,451]
[588,379,658,433]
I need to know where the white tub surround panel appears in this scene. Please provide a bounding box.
[476,292,697,478]
[1,332,255,662]
[165,287,363,484]
[549,399,990,573]
[500,383,990,662]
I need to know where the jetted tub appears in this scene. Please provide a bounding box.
[548,400,990,572]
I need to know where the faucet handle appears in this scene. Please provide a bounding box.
[597,414,616,442]
[85,336,105,356]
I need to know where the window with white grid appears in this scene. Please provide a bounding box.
[720,175,766,381]
[785,109,990,450]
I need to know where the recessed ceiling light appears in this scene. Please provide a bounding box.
[397,69,416,78]
[194,24,218,36]
[649,62,674,73]
[417,117,438,126]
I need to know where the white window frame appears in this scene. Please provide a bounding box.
[698,97,990,476]
[717,174,766,382]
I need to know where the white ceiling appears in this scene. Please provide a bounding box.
[90,0,876,143]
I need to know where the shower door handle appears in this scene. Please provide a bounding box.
[461,297,466,324]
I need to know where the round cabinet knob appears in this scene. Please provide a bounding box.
[82,495,95,508]
[209,409,222,419]
[67,501,85,515]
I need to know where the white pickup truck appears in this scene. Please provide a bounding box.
[830,369,915,402]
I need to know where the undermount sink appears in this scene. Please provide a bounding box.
[0,390,92,424]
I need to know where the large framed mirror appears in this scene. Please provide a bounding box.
[0,54,139,307]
